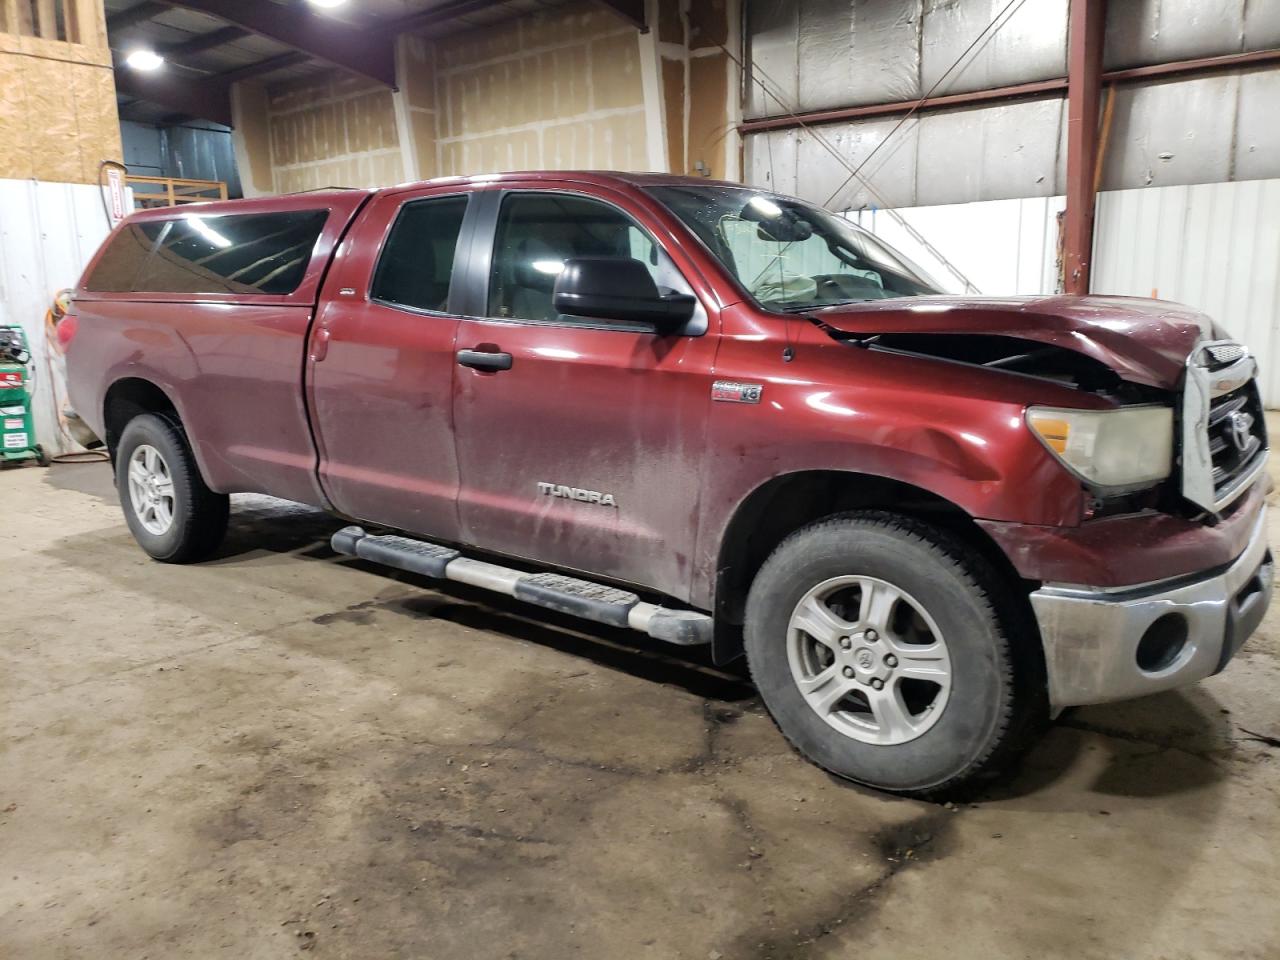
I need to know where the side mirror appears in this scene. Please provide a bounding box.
[553,257,696,331]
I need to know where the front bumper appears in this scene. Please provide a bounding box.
[1030,507,1273,709]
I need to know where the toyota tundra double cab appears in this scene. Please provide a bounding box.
[64,172,1272,796]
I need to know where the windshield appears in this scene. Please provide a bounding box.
[648,184,942,310]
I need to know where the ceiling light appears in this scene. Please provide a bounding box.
[186,217,231,249]
[125,48,164,71]
[306,0,348,7]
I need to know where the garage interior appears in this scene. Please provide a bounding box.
[2,1,1279,958]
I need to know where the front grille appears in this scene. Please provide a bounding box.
[1181,339,1266,513]
[1207,382,1266,499]
[1205,342,1245,368]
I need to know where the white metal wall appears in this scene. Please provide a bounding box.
[849,196,1065,297]
[1092,179,1280,406]
[850,179,1280,406]
[0,180,117,455]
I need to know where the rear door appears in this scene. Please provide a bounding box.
[307,186,473,538]
[449,184,721,601]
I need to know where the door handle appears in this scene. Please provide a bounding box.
[456,349,513,372]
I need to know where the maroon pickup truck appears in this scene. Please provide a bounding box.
[65,172,1271,796]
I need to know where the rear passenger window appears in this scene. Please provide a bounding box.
[85,210,329,295]
[137,210,328,295]
[371,195,469,313]
[82,222,161,292]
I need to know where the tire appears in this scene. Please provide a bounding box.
[34,444,49,467]
[744,511,1045,797]
[115,413,229,563]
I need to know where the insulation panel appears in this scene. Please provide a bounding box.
[432,0,647,176]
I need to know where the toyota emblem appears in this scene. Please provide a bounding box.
[1228,410,1252,454]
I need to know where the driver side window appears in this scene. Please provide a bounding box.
[487,192,683,324]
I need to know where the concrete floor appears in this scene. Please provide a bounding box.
[2,460,1278,960]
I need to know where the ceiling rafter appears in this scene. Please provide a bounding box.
[163,24,249,58]
[160,0,397,87]
[213,51,309,86]
[106,1,171,31]
[114,61,235,126]
[588,0,645,31]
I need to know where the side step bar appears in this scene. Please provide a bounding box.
[331,526,713,646]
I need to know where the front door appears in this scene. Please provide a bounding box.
[451,187,719,600]
[308,188,472,538]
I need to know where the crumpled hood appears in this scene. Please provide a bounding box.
[812,295,1223,390]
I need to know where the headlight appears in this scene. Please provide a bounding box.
[1027,405,1173,489]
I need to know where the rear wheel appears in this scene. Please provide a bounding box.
[744,511,1044,797]
[116,413,228,563]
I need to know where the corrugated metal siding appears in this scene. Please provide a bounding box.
[742,0,1280,206]
[0,180,117,454]
[1092,179,1280,406]
[850,195,1064,295]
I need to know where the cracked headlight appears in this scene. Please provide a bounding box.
[1027,405,1173,489]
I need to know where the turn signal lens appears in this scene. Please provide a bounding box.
[1027,405,1173,489]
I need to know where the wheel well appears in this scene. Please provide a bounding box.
[103,378,178,458]
[714,470,1031,634]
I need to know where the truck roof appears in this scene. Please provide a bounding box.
[123,171,747,221]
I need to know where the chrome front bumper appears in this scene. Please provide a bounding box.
[1030,508,1273,709]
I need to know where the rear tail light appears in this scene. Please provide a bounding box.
[56,312,78,349]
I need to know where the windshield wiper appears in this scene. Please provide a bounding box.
[776,297,874,313]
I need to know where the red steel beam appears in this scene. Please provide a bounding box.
[739,78,1069,134]
[1103,46,1280,83]
[1063,0,1107,295]
[162,0,397,87]
[738,46,1280,136]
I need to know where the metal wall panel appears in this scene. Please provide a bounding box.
[1092,179,1280,406]
[1099,74,1238,189]
[120,120,243,197]
[165,125,242,197]
[851,194,1064,295]
[745,0,1069,119]
[921,0,1067,94]
[914,96,1064,204]
[1235,70,1280,182]
[1097,70,1280,190]
[798,0,922,111]
[746,96,1065,208]
[1105,0,1257,70]
[0,179,117,453]
[745,0,799,118]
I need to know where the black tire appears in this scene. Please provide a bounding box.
[34,444,49,467]
[744,511,1045,797]
[115,413,229,563]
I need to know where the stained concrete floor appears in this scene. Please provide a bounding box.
[2,459,1278,960]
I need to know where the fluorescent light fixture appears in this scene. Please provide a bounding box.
[306,0,347,7]
[125,48,164,71]
[186,216,231,249]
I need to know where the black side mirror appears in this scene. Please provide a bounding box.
[553,257,696,331]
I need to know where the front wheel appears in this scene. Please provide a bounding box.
[744,512,1044,797]
[116,413,229,563]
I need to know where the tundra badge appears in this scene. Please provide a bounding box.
[712,381,763,403]
[537,482,617,507]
